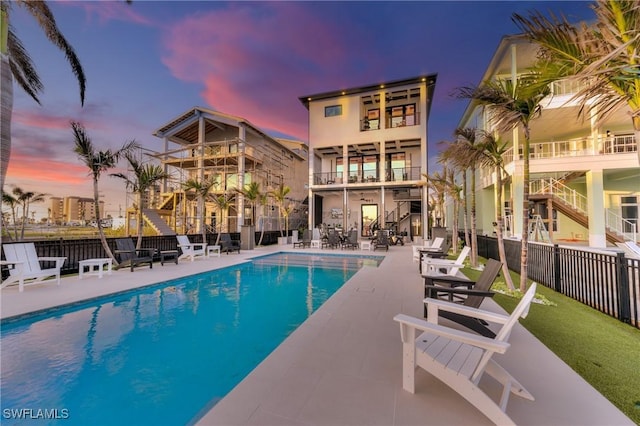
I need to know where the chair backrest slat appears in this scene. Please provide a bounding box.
[463,258,502,308]
[3,243,43,275]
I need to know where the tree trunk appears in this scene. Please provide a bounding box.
[520,134,531,292]
[136,193,143,250]
[0,54,13,195]
[495,165,515,290]
[462,173,470,248]
[94,178,118,264]
[470,167,478,267]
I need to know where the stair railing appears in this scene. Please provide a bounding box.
[606,209,638,242]
[530,177,588,214]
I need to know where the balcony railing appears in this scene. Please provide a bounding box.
[313,166,421,186]
[501,134,637,163]
[360,112,421,131]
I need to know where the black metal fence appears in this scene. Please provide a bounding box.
[473,235,639,329]
[1,231,287,278]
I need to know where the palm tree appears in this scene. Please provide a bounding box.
[210,193,234,245]
[443,169,464,256]
[112,152,170,249]
[454,77,549,291]
[256,192,269,246]
[513,0,640,162]
[1,189,19,240]
[236,181,261,227]
[477,131,516,290]
[72,121,138,264]
[182,177,219,246]
[446,127,485,268]
[269,185,291,237]
[13,187,47,240]
[0,1,86,194]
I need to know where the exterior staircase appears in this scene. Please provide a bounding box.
[530,178,627,244]
[142,209,176,236]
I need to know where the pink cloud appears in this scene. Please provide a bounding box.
[160,3,368,141]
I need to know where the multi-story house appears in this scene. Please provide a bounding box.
[456,34,639,248]
[144,107,308,237]
[299,75,437,240]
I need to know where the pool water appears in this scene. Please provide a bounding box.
[0,253,382,425]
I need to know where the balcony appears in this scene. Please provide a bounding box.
[313,166,421,186]
[501,134,637,164]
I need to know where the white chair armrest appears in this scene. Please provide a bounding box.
[39,257,67,268]
[424,297,510,324]
[394,314,509,353]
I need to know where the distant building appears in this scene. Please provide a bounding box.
[49,196,104,225]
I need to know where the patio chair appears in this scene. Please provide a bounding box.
[422,246,470,275]
[423,258,503,337]
[1,243,67,292]
[394,283,537,426]
[325,231,341,249]
[293,229,312,248]
[373,230,389,251]
[219,234,241,254]
[115,238,157,272]
[341,230,358,250]
[412,237,444,263]
[176,235,207,261]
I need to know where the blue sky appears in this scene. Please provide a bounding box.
[7,0,593,219]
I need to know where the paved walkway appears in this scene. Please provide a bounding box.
[0,244,633,425]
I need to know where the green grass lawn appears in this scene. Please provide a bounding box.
[462,264,640,423]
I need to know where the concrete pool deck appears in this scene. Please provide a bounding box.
[0,244,633,425]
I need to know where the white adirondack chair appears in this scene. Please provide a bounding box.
[412,237,444,263]
[1,243,67,292]
[421,246,471,276]
[176,235,207,261]
[394,282,537,426]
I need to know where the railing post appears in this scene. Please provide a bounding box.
[615,252,631,324]
[553,244,561,292]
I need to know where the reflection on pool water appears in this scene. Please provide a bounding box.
[0,252,383,425]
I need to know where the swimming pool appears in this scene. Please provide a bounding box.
[0,253,382,425]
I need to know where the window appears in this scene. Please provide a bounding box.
[386,104,415,127]
[325,105,342,117]
[387,153,406,181]
[621,196,638,233]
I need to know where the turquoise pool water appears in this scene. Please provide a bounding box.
[0,253,382,425]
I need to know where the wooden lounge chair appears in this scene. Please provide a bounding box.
[1,243,67,292]
[423,258,503,337]
[341,230,358,250]
[115,238,157,272]
[373,230,389,251]
[293,229,312,248]
[176,235,207,261]
[219,234,241,254]
[394,283,537,426]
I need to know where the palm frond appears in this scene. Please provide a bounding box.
[20,1,86,105]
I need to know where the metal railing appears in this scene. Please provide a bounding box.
[606,210,638,242]
[530,177,588,214]
[472,234,639,329]
[0,231,288,279]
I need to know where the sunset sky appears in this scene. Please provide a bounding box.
[7,0,593,220]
